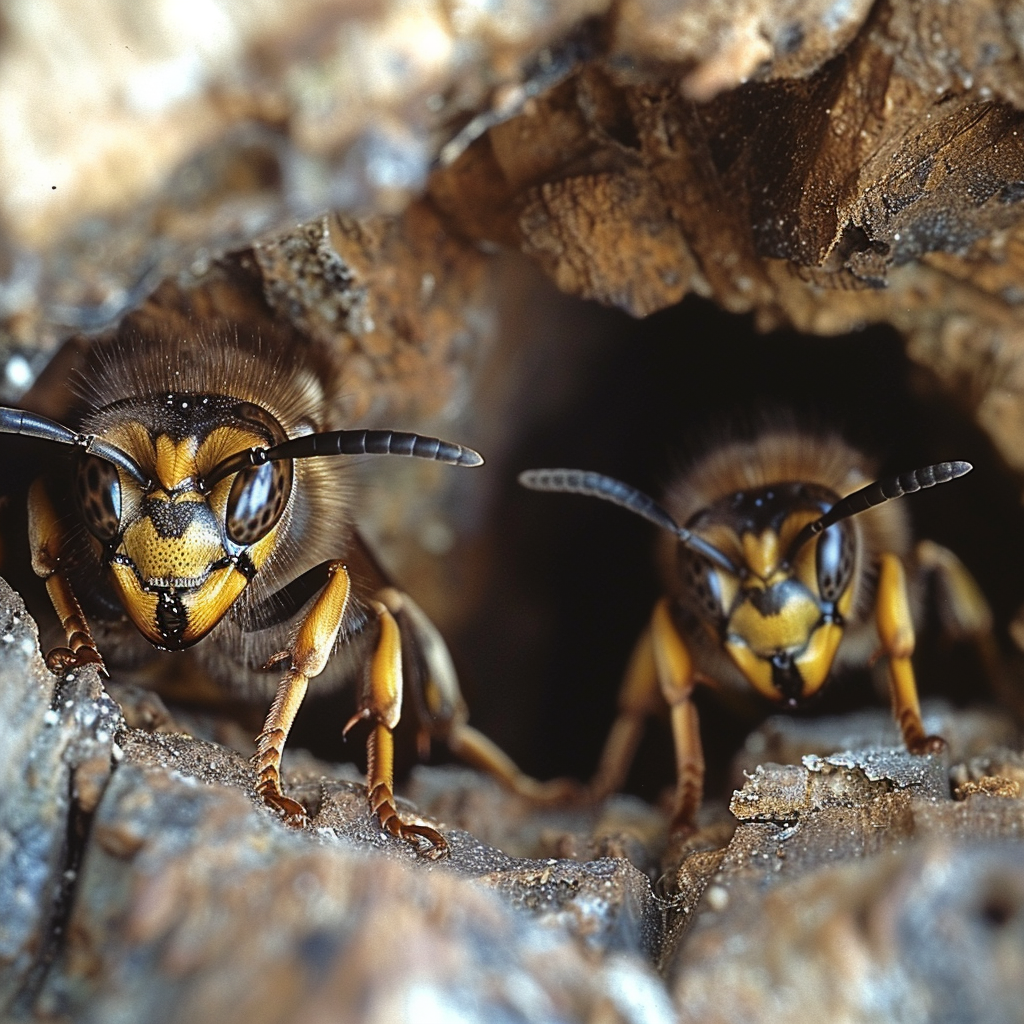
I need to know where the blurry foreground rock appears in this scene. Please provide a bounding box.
[3,573,1024,1024]
[667,735,1024,1024]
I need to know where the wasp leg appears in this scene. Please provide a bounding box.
[650,598,704,831]
[916,539,1000,662]
[916,540,1024,722]
[876,552,945,754]
[376,587,581,804]
[253,561,352,827]
[587,598,703,830]
[27,479,106,675]
[346,592,448,858]
[586,619,661,802]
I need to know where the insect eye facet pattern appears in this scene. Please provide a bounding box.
[1,335,572,859]
[521,430,993,830]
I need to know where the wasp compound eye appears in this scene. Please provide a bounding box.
[225,457,293,545]
[76,453,122,542]
[680,548,730,626]
[815,520,855,604]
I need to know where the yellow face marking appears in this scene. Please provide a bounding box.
[119,512,225,585]
[698,523,744,567]
[245,525,281,574]
[741,530,779,580]
[109,561,163,646]
[793,622,844,696]
[728,589,822,656]
[714,570,740,619]
[103,422,156,472]
[154,435,200,490]
[181,566,251,643]
[197,425,271,480]
[777,509,822,554]
[838,577,855,619]
[724,638,777,701]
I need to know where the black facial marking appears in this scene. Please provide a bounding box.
[155,590,188,648]
[235,552,258,580]
[688,482,837,540]
[90,394,287,445]
[747,578,808,617]
[144,498,211,539]
[770,652,804,702]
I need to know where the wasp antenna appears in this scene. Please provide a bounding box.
[519,468,682,532]
[0,405,148,485]
[519,468,739,574]
[273,429,484,467]
[204,429,483,490]
[789,460,973,556]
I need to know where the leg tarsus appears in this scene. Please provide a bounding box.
[366,721,448,858]
[44,644,107,676]
[908,733,947,756]
[876,552,946,755]
[259,787,309,828]
[666,692,704,831]
[446,722,585,804]
[252,670,311,824]
[585,713,647,805]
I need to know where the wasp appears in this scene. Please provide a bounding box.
[0,333,569,858]
[521,430,997,830]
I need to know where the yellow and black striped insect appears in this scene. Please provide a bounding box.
[1,334,567,857]
[521,430,995,830]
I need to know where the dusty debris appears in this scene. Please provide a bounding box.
[4,574,1024,1022]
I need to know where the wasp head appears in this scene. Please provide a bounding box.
[680,483,856,705]
[519,459,971,706]
[75,396,292,650]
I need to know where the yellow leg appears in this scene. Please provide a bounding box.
[917,539,1024,725]
[346,593,448,858]
[27,479,105,674]
[377,587,581,804]
[875,552,944,754]
[650,598,703,830]
[915,540,993,642]
[444,725,583,803]
[586,618,662,802]
[587,598,703,829]
[253,561,350,825]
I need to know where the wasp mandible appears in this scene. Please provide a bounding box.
[1,334,570,857]
[521,430,997,829]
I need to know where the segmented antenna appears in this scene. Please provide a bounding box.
[519,468,740,574]
[204,428,483,489]
[0,405,149,485]
[787,461,973,556]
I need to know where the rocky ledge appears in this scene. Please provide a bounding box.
[1,576,1022,1024]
